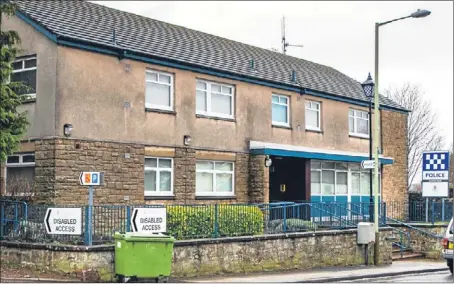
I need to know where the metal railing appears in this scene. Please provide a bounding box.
[386,200,452,224]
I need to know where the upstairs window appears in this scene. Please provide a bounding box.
[272,94,290,126]
[196,80,234,119]
[349,109,369,138]
[145,70,174,111]
[11,56,37,98]
[305,101,321,131]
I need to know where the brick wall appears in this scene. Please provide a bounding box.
[381,110,408,204]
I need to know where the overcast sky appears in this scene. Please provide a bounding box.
[94,1,453,149]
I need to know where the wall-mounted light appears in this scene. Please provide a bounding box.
[63,124,73,137]
[183,135,192,146]
[265,155,272,167]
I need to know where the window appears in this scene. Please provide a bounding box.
[196,161,234,196]
[5,153,35,195]
[144,157,173,196]
[305,101,321,130]
[11,56,37,98]
[196,80,234,118]
[272,94,290,126]
[349,109,369,137]
[145,70,173,111]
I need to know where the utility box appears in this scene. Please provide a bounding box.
[357,222,375,244]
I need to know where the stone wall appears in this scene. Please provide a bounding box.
[249,155,269,203]
[381,110,408,205]
[0,228,394,280]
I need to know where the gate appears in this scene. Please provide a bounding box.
[0,200,28,239]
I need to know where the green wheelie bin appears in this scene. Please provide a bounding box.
[114,232,175,283]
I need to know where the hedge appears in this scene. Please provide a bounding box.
[167,204,264,240]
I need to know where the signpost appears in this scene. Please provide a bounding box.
[131,207,167,233]
[361,160,376,170]
[80,171,104,245]
[44,208,82,235]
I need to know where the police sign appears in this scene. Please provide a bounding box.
[131,207,167,233]
[422,150,450,197]
[44,208,82,235]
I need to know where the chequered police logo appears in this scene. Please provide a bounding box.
[423,153,449,171]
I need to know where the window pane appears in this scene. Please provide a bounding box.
[306,109,319,128]
[196,90,207,112]
[215,162,232,171]
[196,161,214,170]
[272,104,288,123]
[158,159,171,168]
[160,171,171,192]
[145,158,157,168]
[212,84,221,93]
[211,93,231,115]
[322,162,335,169]
[313,102,320,110]
[357,119,368,135]
[22,155,35,163]
[360,172,370,195]
[159,74,171,84]
[349,117,354,132]
[7,156,20,164]
[150,83,171,107]
[197,81,206,90]
[280,96,288,104]
[322,170,335,195]
[349,110,354,116]
[311,171,321,195]
[25,59,37,68]
[11,70,36,95]
[145,170,157,191]
[146,72,158,81]
[311,160,321,169]
[221,86,232,95]
[336,163,348,170]
[305,101,310,108]
[350,163,360,171]
[216,173,232,192]
[336,172,348,195]
[196,172,213,192]
[272,95,279,103]
[12,61,22,70]
[351,173,360,194]
[6,167,35,192]
[362,112,369,119]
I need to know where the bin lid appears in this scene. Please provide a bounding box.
[117,232,175,242]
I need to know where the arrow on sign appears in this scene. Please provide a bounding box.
[132,208,139,232]
[45,209,52,233]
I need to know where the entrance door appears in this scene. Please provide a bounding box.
[269,156,306,202]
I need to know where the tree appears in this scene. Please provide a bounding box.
[0,1,29,162]
[384,83,444,189]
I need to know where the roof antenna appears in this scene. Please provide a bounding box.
[281,16,304,55]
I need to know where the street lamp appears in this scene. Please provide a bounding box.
[372,8,431,265]
[361,73,374,223]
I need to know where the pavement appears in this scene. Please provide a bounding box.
[341,271,453,282]
[186,260,450,283]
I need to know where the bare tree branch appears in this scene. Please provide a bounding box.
[384,83,445,190]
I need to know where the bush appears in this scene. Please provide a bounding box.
[167,205,264,240]
[266,218,317,234]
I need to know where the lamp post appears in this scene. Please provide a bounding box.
[361,73,374,223]
[372,8,431,265]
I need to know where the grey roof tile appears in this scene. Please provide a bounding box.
[14,0,407,111]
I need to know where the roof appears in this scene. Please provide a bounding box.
[13,0,407,112]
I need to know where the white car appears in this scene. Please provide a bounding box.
[442,217,453,274]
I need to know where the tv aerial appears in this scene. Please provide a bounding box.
[281,16,304,54]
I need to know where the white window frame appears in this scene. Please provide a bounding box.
[196,160,235,197]
[144,157,174,197]
[349,109,369,138]
[11,56,37,98]
[305,100,321,131]
[196,79,235,119]
[5,153,36,195]
[272,94,290,127]
[145,70,174,111]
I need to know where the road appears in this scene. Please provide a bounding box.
[341,271,453,283]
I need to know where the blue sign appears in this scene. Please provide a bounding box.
[422,151,449,172]
[92,173,99,184]
[422,150,450,198]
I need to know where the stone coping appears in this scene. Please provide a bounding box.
[389,223,449,228]
[0,227,393,251]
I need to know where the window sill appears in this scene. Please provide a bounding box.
[145,108,176,115]
[349,134,370,140]
[195,195,236,200]
[305,128,323,134]
[272,124,292,130]
[144,195,175,200]
[21,98,36,104]
[196,114,236,122]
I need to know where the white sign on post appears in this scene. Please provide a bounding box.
[361,160,375,170]
[131,208,167,233]
[422,150,450,197]
[44,208,82,235]
[79,171,104,186]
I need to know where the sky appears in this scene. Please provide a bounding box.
[93,1,453,149]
